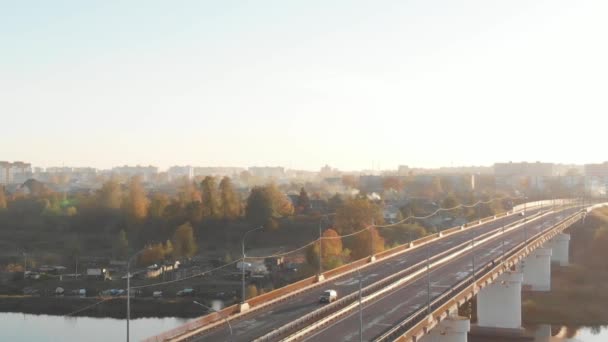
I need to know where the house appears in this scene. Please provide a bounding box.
[86,268,111,281]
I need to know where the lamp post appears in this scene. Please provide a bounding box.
[318,216,325,276]
[126,248,147,342]
[193,301,233,342]
[241,226,263,304]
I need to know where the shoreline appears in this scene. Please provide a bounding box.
[0,295,204,319]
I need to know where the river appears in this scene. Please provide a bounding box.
[528,325,608,342]
[2,312,608,341]
[0,312,193,342]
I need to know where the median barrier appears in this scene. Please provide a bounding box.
[376,210,585,342]
[147,202,552,341]
[263,211,554,341]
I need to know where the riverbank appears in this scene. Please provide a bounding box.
[0,295,205,319]
[522,207,608,326]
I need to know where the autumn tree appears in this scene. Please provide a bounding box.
[335,198,383,235]
[172,222,198,258]
[342,175,359,189]
[383,177,404,192]
[350,227,385,260]
[201,176,220,219]
[98,179,123,209]
[0,186,7,210]
[297,187,311,214]
[138,243,166,266]
[219,177,240,220]
[382,223,427,245]
[327,193,344,213]
[245,184,294,229]
[246,187,273,228]
[126,176,149,220]
[306,228,345,270]
[149,193,169,218]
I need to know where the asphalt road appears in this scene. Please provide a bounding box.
[191,207,550,342]
[304,207,579,342]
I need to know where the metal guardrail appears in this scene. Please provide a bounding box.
[374,210,585,342]
[146,201,576,342]
[253,211,552,341]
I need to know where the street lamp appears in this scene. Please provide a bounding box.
[126,248,147,342]
[241,226,263,304]
[193,301,233,342]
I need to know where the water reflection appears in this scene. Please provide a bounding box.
[530,324,608,342]
[0,312,192,342]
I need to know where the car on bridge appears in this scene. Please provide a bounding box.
[319,289,338,303]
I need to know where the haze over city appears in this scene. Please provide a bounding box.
[3,1,608,342]
[2,0,607,170]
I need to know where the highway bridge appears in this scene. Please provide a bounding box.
[145,200,593,342]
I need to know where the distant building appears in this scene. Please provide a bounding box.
[359,175,384,193]
[112,165,158,182]
[494,162,555,178]
[397,165,410,176]
[585,162,608,180]
[248,166,285,179]
[193,167,244,178]
[167,165,194,180]
[0,161,33,185]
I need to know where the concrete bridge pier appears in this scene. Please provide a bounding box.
[522,247,552,291]
[547,233,570,266]
[476,271,523,330]
[422,316,470,342]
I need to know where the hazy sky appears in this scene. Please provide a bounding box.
[1,1,607,170]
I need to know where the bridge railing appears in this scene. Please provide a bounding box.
[144,201,568,342]
[374,210,585,342]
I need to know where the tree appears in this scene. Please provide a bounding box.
[219,177,240,220]
[246,187,273,228]
[382,223,427,245]
[138,243,166,266]
[172,222,198,258]
[327,194,344,213]
[307,228,344,270]
[149,193,169,218]
[350,227,385,260]
[335,198,383,235]
[442,194,460,216]
[98,180,122,209]
[245,184,294,229]
[246,284,258,300]
[297,187,311,214]
[201,176,220,219]
[114,229,129,260]
[382,177,403,192]
[342,175,359,189]
[126,176,149,220]
[0,186,7,210]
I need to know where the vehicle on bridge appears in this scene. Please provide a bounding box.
[319,289,338,303]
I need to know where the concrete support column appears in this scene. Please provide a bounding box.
[547,233,570,266]
[477,272,523,329]
[522,247,552,291]
[422,316,470,342]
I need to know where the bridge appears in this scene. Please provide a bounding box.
[145,199,596,342]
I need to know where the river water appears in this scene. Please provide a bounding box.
[0,312,193,342]
[2,312,608,341]
[529,325,608,342]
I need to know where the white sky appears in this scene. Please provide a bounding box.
[1,0,607,170]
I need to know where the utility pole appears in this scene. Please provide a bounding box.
[358,274,363,342]
[318,216,324,276]
[426,243,431,315]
